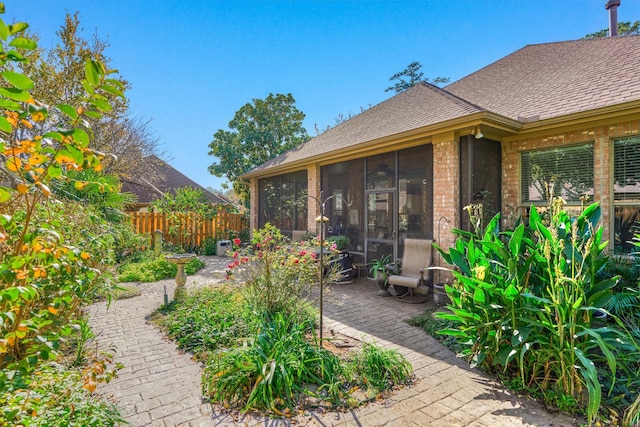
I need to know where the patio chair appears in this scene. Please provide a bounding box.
[387,238,433,303]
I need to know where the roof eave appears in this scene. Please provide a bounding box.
[504,100,640,141]
[241,111,522,180]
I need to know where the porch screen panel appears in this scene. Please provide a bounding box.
[459,137,501,232]
[294,170,308,232]
[259,177,281,228]
[398,144,433,241]
[280,173,295,231]
[366,153,395,190]
[472,139,502,218]
[613,136,640,253]
[258,171,308,232]
[321,159,365,253]
[521,143,593,203]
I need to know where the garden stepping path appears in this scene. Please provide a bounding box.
[89,256,579,426]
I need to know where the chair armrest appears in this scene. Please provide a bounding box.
[419,267,432,284]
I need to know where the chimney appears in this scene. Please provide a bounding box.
[605,0,620,36]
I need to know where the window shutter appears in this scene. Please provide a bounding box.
[614,136,640,201]
[521,144,594,203]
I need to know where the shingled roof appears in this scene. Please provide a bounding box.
[447,35,640,122]
[247,83,483,175]
[245,35,640,177]
[121,155,231,207]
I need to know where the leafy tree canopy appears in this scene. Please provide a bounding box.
[208,93,309,202]
[385,61,450,93]
[584,20,640,38]
[150,187,231,218]
[14,12,164,182]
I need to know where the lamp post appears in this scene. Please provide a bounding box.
[315,213,329,344]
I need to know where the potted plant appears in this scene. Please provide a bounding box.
[369,254,393,297]
[327,235,350,252]
[433,281,452,306]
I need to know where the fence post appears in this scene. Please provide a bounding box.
[153,230,163,258]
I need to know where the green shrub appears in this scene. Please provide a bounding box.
[117,253,204,282]
[185,257,205,274]
[157,287,249,358]
[0,362,124,426]
[1,317,123,427]
[598,256,640,317]
[344,342,413,396]
[112,223,150,264]
[117,253,174,282]
[202,236,218,256]
[1,199,120,374]
[157,285,414,418]
[436,199,640,425]
[202,312,345,416]
[226,224,341,318]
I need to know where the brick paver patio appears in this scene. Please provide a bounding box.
[89,256,579,426]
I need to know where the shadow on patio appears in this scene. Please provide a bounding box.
[319,277,462,364]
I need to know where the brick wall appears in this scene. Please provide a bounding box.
[249,178,259,232]
[306,163,322,233]
[432,134,459,282]
[503,117,640,245]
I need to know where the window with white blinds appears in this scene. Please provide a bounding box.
[521,144,594,203]
[613,136,640,254]
[614,136,640,201]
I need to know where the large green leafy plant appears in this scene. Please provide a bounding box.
[436,199,640,425]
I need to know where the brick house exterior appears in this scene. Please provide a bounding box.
[242,35,640,276]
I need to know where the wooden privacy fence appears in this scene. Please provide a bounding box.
[127,211,247,248]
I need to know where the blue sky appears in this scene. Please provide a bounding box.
[4,1,639,191]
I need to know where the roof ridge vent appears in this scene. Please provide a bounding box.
[518,115,540,123]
